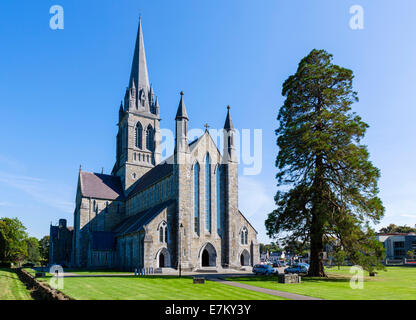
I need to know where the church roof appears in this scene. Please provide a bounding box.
[114,199,175,236]
[80,172,124,200]
[127,162,173,199]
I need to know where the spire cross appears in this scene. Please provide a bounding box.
[204,123,210,131]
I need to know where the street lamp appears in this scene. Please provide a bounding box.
[179,223,183,277]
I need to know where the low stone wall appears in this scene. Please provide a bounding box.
[15,268,73,300]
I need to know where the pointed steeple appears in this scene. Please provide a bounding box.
[224,105,234,131]
[175,91,188,120]
[128,17,150,92]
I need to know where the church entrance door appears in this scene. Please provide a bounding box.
[159,252,165,268]
[240,249,250,266]
[202,249,210,267]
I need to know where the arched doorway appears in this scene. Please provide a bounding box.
[199,243,217,267]
[156,248,171,268]
[240,249,250,266]
[202,250,210,267]
[159,252,165,267]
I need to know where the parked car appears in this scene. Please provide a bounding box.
[253,264,276,275]
[284,263,308,274]
[272,261,284,268]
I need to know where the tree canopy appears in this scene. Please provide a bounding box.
[0,217,29,264]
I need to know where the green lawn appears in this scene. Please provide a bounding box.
[228,266,416,300]
[0,269,33,300]
[35,275,285,300]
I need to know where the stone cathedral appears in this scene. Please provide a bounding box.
[49,18,259,271]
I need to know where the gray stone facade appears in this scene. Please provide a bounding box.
[50,18,259,271]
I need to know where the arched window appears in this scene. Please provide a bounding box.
[146,125,154,151]
[159,221,167,243]
[135,122,143,149]
[205,154,211,232]
[193,162,200,235]
[159,227,163,242]
[216,165,222,235]
[241,227,248,245]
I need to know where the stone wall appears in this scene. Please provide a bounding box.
[15,268,73,300]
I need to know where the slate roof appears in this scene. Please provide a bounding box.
[80,172,124,200]
[127,162,173,199]
[113,199,175,236]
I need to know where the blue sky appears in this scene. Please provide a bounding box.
[0,0,415,243]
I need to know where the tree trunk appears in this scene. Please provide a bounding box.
[308,150,326,277]
[308,212,326,277]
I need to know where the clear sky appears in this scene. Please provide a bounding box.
[0,0,415,243]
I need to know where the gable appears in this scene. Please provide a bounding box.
[189,131,223,164]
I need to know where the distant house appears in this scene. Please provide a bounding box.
[269,251,285,262]
[377,232,416,259]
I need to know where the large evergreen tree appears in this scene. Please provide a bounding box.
[266,49,385,276]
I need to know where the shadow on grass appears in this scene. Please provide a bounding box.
[37,274,194,280]
[230,274,352,283]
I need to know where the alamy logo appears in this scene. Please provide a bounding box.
[349,265,364,289]
[160,127,263,176]
[49,265,64,289]
[349,5,364,30]
[49,5,64,30]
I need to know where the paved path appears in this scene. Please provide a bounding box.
[210,277,322,300]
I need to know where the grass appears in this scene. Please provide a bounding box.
[0,268,33,300]
[34,275,286,300]
[228,266,416,300]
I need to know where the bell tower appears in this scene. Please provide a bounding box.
[112,17,161,192]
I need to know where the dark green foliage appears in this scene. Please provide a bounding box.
[0,217,28,265]
[26,237,41,264]
[259,242,282,254]
[379,224,416,234]
[39,235,50,265]
[266,49,385,277]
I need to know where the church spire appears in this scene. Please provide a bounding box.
[224,105,234,131]
[128,17,149,92]
[175,91,188,120]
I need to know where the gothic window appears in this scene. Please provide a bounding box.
[205,154,211,232]
[193,162,200,235]
[216,166,222,235]
[135,122,143,149]
[241,227,248,245]
[159,227,163,243]
[159,221,167,243]
[146,125,154,151]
